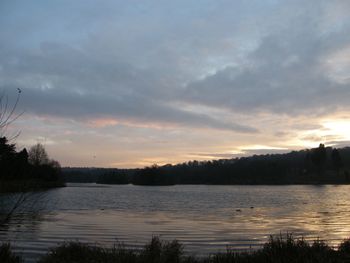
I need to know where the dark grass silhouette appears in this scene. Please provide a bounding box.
[3,235,350,263]
[0,243,22,263]
[38,237,183,263]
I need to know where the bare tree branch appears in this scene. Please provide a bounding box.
[0,89,24,137]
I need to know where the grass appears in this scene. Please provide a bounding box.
[3,235,350,263]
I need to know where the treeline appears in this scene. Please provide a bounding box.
[63,144,350,185]
[161,144,349,185]
[0,136,64,193]
[62,168,137,183]
[62,166,173,185]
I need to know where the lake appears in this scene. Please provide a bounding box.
[1,184,350,262]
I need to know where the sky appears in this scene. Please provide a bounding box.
[1,0,350,168]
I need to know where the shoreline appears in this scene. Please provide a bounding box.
[0,180,65,194]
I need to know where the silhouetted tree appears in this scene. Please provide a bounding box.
[133,164,175,185]
[0,89,22,137]
[303,150,312,175]
[17,148,28,163]
[97,170,129,184]
[0,137,16,155]
[0,91,64,226]
[311,144,327,174]
[28,143,49,166]
[331,148,342,175]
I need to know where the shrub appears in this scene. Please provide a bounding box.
[0,243,22,263]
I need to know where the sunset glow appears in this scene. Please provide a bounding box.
[322,120,350,142]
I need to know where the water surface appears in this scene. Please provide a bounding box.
[1,184,350,262]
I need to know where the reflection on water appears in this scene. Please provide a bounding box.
[2,184,350,262]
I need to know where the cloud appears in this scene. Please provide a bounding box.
[3,0,349,127]
[0,1,277,135]
[189,148,291,160]
[183,1,350,116]
[0,41,257,133]
[189,153,240,159]
[241,149,291,155]
[327,140,350,148]
[87,118,119,128]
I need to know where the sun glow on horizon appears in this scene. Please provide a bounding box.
[293,119,350,149]
[239,145,288,151]
[322,120,350,141]
[323,120,350,139]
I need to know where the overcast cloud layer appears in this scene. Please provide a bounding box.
[1,0,350,167]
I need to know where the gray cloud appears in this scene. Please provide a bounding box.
[0,40,258,133]
[21,86,257,133]
[183,1,350,115]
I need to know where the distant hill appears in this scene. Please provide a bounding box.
[62,145,350,185]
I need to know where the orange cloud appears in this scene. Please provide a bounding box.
[86,117,181,129]
[87,118,119,128]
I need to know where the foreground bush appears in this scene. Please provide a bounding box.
[0,243,22,263]
[5,235,350,263]
[38,237,184,263]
